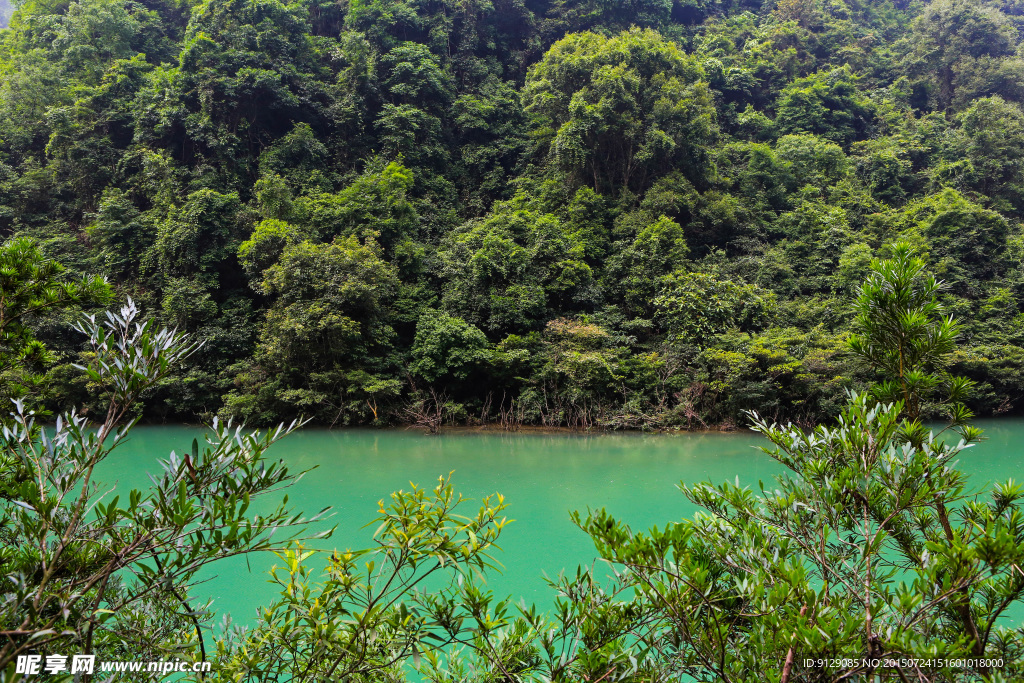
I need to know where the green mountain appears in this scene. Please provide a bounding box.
[1,0,1023,428]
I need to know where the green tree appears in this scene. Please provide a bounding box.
[775,66,875,147]
[292,160,418,254]
[955,96,1024,212]
[523,28,716,197]
[604,215,689,315]
[654,269,776,345]
[530,317,622,428]
[450,76,528,214]
[214,475,510,682]
[774,133,849,191]
[768,199,852,295]
[151,189,242,289]
[0,300,323,673]
[131,0,331,186]
[258,123,331,193]
[574,390,1023,681]
[237,218,304,279]
[0,236,111,400]
[848,241,975,426]
[907,0,1021,111]
[225,236,400,424]
[89,188,155,283]
[409,310,491,386]
[437,197,594,334]
[912,190,1011,292]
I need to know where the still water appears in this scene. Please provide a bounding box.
[96,419,1024,627]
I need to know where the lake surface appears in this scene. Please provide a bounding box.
[96,419,1024,629]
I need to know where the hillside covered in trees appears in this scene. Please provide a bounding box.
[1,0,1023,428]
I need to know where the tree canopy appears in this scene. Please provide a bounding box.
[1,0,1024,428]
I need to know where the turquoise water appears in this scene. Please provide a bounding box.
[96,419,1024,627]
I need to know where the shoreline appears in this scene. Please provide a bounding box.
[125,419,751,435]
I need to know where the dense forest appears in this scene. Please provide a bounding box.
[2,0,1024,428]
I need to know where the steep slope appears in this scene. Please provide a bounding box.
[0,0,1022,427]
